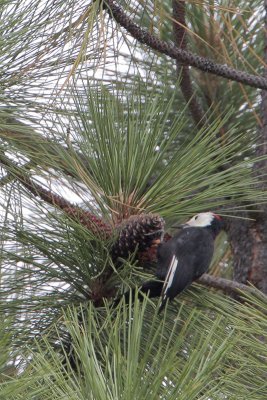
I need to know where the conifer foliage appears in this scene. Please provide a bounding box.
[0,1,267,399]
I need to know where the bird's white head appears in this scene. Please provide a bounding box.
[184,212,221,228]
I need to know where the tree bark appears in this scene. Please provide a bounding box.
[172,0,205,126]
[227,215,267,294]
[228,2,267,294]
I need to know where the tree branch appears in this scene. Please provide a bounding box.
[198,273,267,301]
[0,153,112,239]
[172,0,205,125]
[103,0,267,90]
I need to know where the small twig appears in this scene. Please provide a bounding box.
[103,0,267,90]
[198,273,267,301]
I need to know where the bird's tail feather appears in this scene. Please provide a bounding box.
[112,279,163,308]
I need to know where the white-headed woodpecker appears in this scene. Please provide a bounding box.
[157,212,224,311]
[113,212,224,311]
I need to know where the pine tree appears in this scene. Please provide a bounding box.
[0,1,267,399]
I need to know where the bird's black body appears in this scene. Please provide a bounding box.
[113,212,224,311]
[157,227,215,310]
[157,228,215,280]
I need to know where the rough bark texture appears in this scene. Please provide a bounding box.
[248,0,267,293]
[228,2,267,294]
[228,210,267,294]
[227,217,260,286]
[248,211,267,293]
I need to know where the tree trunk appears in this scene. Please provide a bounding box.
[228,213,267,294]
[228,1,267,294]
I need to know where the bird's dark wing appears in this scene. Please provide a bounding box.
[158,228,215,310]
[160,254,179,306]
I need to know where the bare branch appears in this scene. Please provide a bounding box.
[198,273,267,301]
[104,0,267,90]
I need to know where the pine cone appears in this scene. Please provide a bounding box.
[111,214,165,263]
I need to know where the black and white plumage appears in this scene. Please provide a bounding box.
[157,212,224,311]
[113,212,224,311]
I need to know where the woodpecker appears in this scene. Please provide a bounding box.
[157,212,224,311]
[112,212,224,311]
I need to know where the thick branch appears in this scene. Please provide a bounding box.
[227,3,267,295]
[0,154,112,238]
[198,273,267,301]
[172,0,205,125]
[104,0,267,90]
